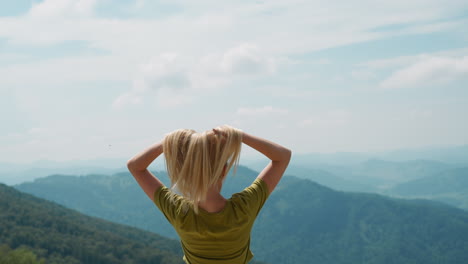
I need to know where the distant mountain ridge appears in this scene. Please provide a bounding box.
[3,144,468,185]
[290,145,468,165]
[270,157,468,210]
[391,167,468,195]
[388,167,468,210]
[16,166,468,264]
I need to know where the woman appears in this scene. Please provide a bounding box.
[127,125,291,264]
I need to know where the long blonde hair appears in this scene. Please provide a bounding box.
[163,125,242,213]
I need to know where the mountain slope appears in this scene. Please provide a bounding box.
[253,176,468,263]
[0,183,183,264]
[16,167,468,264]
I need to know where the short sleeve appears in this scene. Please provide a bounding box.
[235,178,270,217]
[153,186,185,224]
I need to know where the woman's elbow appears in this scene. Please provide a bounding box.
[126,158,138,172]
[284,148,292,162]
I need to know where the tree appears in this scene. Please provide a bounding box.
[0,245,45,264]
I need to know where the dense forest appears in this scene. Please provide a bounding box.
[0,183,183,264]
[16,167,468,263]
[253,176,468,263]
[0,244,45,264]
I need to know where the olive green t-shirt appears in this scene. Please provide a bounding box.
[153,178,270,264]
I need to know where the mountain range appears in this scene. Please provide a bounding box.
[3,144,468,185]
[16,166,468,263]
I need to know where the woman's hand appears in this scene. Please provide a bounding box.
[211,125,242,140]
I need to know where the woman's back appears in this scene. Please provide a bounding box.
[154,179,270,264]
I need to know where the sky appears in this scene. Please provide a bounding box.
[0,0,467,163]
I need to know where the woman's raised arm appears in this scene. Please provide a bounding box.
[127,141,165,200]
[241,132,291,194]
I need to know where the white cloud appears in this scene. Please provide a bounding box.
[356,48,468,89]
[112,53,195,108]
[299,110,351,128]
[112,53,191,108]
[154,88,194,108]
[0,53,29,63]
[28,127,50,136]
[113,44,280,108]
[221,44,276,75]
[231,106,291,136]
[380,55,468,89]
[1,0,464,53]
[236,106,288,116]
[139,53,190,92]
[112,92,143,108]
[28,0,98,19]
[0,55,132,86]
[351,69,376,81]
[360,47,468,70]
[408,109,433,120]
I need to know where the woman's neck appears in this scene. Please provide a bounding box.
[198,183,227,213]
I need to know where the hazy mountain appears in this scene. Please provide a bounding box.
[244,145,468,169]
[0,159,126,185]
[284,160,468,210]
[348,159,453,183]
[4,144,468,185]
[16,167,468,264]
[376,145,468,164]
[299,145,468,165]
[388,167,468,210]
[255,159,457,195]
[283,166,372,192]
[391,167,468,195]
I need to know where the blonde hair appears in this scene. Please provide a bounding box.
[163,125,242,213]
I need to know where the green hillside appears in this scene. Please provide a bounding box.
[0,183,183,264]
[16,167,468,264]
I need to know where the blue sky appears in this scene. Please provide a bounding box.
[0,0,467,163]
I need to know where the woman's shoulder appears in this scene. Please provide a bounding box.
[226,179,270,218]
[230,179,269,205]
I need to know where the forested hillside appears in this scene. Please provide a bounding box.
[16,167,468,263]
[0,183,183,264]
[0,244,45,264]
[253,176,468,263]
